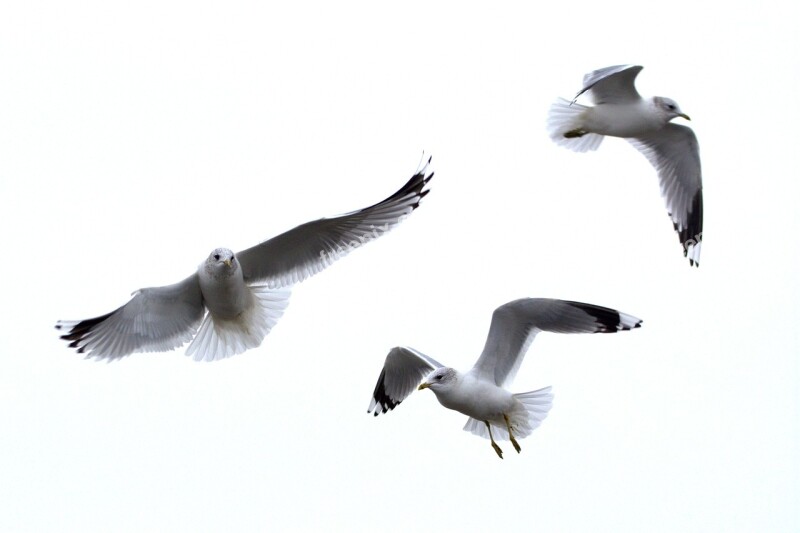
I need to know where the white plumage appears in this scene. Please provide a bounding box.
[368,298,642,458]
[547,65,703,266]
[57,158,433,361]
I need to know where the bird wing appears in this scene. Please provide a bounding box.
[368,346,444,416]
[573,64,643,105]
[629,124,703,266]
[56,274,205,360]
[236,158,433,287]
[470,298,642,387]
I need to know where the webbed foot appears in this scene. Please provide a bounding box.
[504,414,522,453]
[491,441,504,459]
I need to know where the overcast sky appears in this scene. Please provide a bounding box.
[1,1,798,531]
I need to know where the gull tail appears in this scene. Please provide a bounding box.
[462,386,554,441]
[186,287,291,362]
[547,98,604,153]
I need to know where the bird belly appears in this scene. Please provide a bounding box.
[585,103,662,138]
[435,380,515,421]
[199,275,253,319]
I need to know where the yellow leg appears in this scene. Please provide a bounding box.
[484,421,503,459]
[504,414,521,453]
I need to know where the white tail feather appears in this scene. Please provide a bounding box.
[463,386,554,441]
[186,287,291,362]
[547,98,604,152]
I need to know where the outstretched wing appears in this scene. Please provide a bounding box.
[573,64,643,105]
[55,274,205,361]
[368,346,444,416]
[630,124,703,266]
[470,298,642,387]
[237,157,433,288]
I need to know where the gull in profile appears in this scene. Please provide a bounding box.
[56,157,433,362]
[368,298,641,458]
[547,65,703,266]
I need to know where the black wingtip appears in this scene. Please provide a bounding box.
[674,189,703,267]
[584,306,622,332]
[564,300,640,333]
[369,368,403,417]
[360,157,433,215]
[56,312,115,352]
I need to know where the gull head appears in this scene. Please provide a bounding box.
[418,367,458,392]
[204,247,239,279]
[654,96,691,122]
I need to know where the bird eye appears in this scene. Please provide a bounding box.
[213,254,220,260]
[436,375,443,380]
[668,104,676,110]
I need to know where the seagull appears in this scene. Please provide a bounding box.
[368,298,641,458]
[56,157,433,362]
[547,65,703,266]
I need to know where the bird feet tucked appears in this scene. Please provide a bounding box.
[564,129,589,138]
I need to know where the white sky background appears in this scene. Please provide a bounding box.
[1,1,798,531]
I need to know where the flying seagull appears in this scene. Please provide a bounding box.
[547,65,703,266]
[368,298,641,459]
[56,157,433,362]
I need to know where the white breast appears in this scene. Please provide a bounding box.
[198,264,253,319]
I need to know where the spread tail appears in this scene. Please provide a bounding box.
[547,98,604,153]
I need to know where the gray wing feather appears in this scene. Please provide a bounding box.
[56,274,205,360]
[471,298,642,387]
[573,64,643,104]
[629,124,703,266]
[237,159,432,288]
[368,346,443,416]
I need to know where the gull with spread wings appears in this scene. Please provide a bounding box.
[547,65,703,266]
[368,298,641,458]
[57,157,433,362]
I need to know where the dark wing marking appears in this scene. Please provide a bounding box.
[368,346,443,416]
[630,124,703,266]
[470,298,642,387]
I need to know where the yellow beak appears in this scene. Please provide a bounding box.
[679,113,691,121]
[418,382,430,390]
[223,259,232,268]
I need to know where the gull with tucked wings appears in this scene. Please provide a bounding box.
[56,157,433,362]
[368,298,641,458]
[547,65,703,266]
